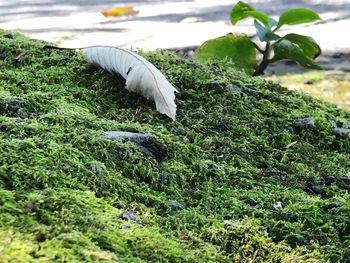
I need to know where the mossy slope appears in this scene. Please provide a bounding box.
[0,31,349,262]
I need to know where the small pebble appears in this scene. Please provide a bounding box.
[273,201,283,210]
[329,120,338,128]
[89,163,106,175]
[210,80,220,88]
[246,198,258,206]
[305,181,325,196]
[35,233,46,243]
[226,84,244,95]
[323,202,341,210]
[296,117,315,128]
[163,200,184,211]
[304,79,314,85]
[261,229,268,236]
[334,128,350,138]
[175,128,186,136]
[224,220,236,229]
[26,201,35,212]
[3,33,15,39]
[121,224,130,231]
[342,121,350,129]
[118,211,137,221]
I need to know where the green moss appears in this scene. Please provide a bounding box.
[0,30,350,262]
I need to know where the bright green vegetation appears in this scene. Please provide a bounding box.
[0,30,350,262]
[194,1,322,75]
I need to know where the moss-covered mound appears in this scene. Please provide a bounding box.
[0,30,349,262]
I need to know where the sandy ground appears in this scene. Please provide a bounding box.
[0,0,349,53]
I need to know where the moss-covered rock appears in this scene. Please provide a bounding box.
[0,30,349,262]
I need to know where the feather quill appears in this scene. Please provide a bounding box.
[82,46,178,120]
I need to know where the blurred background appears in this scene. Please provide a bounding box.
[0,0,349,108]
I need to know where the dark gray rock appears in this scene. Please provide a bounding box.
[329,120,338,128]
[304,79,314,85]
[159,173,169,184]
[305,180,326,196]
[163,200,184,211]
[89,163,107,175]
[296,117,315,128]
[260,229,269,236]
[246,198,258,207]
[324,202,341,210]
[0,99,21,117]
[121,224,130,231]
[342,121,350,129]
[3,33,15,39]
[334,128,350,138]
[210,80,220,88]
[224,220,236,229]
[226,84,244,96]
[118,211,137,221]
[175,128,186,136]
[98,131,164,161]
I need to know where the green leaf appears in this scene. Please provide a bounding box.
[277,8,321,28]
[272,39,322,69]
[254,20,281,42]
[268,18,278,29]
[281,33,321,59]
[194,33,257,74]
[230,1,269,26]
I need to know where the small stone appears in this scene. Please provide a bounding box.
[217,166,226,173]
[226,84,244,96]
[329,120,338,128]
[118,211,137,221]
[261,229,268,236]
[287,126,296,134]
[296,117,315,128]
[90,251,114,261]
[246,198,258,207]
[305,180,326,196]
[163,200,184,211]
[3,33,15,39]
[273,201,282,210]
[224,220,236,229]
[159,173,169,184]
[210,80,220,88]
[175,128,186,136]
[89,163,106,175]
[121,224,130,231]
[342,121,350,129]
[35,233,46,243]
[332,52,343,59]
[323,202,341,210]
[334,128,350,138]
[98,131,164,161]
[12,50,29,66]
[26,201,35,212]
[0,99,21,116]
[304,79,314,85]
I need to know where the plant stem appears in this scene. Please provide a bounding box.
[253,42,271,76]
[252,42,264,54]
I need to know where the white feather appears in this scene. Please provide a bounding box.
[82,46,178,120]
